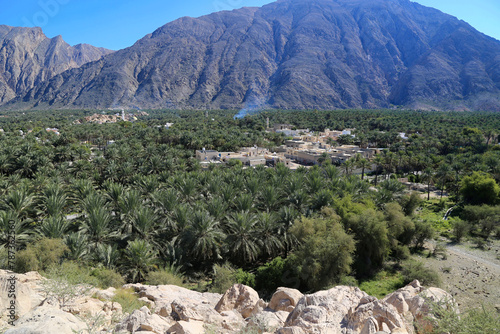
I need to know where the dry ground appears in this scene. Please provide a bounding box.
[421,238,500,311]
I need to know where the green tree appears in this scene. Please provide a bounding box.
[290,209,355,290]
[460,172,500,205]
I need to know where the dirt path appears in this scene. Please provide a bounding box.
[421,239,500,310]
[445,244,500,271]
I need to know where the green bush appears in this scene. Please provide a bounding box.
[210,263,237,294]
[146,267,185,287]
[423,302,500,334]
[43,261,97,286]
[209,263,256,293]
[112,288,149,314]
[452,219,469,242]
[291,210,356,290]
[91,267,125,289]
[15,238,68,273]
[234,268,256,287]
[460,172,500,205]
[402,260,441,287]
[255,256,288,295]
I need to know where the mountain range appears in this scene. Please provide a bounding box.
[1,0,500,111]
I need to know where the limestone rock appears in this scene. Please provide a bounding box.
[247,310,290,333]
[215,284,260,319]
[4,305,86,334]
[0,271,44,320]
[283,285,368,333]
[383,280,457,334]
[115,305,172,333]
[346,300,407,334]
[269,287,303,312]
[127,284,221,311]
[167,320,206,334]
[219,310,245,331]
[95,287,116,300]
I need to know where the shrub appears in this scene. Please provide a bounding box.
[210,263,237,294]
[43,261,97,286]
[412,219,434,249]
[452,219,469,242]
[91,267,125,289]
[146,267,184,287]
[234,268,256,287]
[460,172,500,205]
[41,262,96,307]
[112,288,148,314]
[431,244,447,260]
[292,212,356,290]
[422,302,500,334]
[15,238,68,273]
[210,263,256,293]
[402,260,441,287]
[255,256,288,295]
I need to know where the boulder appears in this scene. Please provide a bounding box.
[247,310,290,332]
[219,310,245,331]
[115,305,173,333]
[269,287,303,312]
[171,299,224,325]
[346,300,407,334]
[4,305,86,334]
[167,320,206,334]
[0,271,44,320]
[276,327,307,334]
[383,280,457,334]
[283,285,368,333]
[94,287,116,300]
[215,284,260,319]
[126,283,221,312]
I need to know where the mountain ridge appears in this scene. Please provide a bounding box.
[2,0,500,111]
[0,25,113,107]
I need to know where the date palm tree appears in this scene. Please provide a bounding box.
[356,158,372,180]
[257,212,283,259]
[226,211,260,265]
[64,232,89,261]
[1,186,35,220]
[179,210,224,265]
[234,193,254,212]
[123,239,158,283]
[259,185,281,212]
[0,210,31,248]
[94,244,120,269]
[37,216,70,239]
[422,167,434,201]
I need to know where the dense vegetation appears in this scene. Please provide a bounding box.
[0,109,499,298]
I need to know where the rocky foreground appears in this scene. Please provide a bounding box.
[0,270,456,334]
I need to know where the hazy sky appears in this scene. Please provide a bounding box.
[0,0,498,50]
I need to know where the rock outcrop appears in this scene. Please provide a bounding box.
[0,269,457,334]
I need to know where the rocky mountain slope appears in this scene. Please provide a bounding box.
[0,25,112,106]
[0,270,455,333]
[3,0,500,111]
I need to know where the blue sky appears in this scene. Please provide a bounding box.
[0,0,499,50]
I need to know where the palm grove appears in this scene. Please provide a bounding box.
[0,109,499,295]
